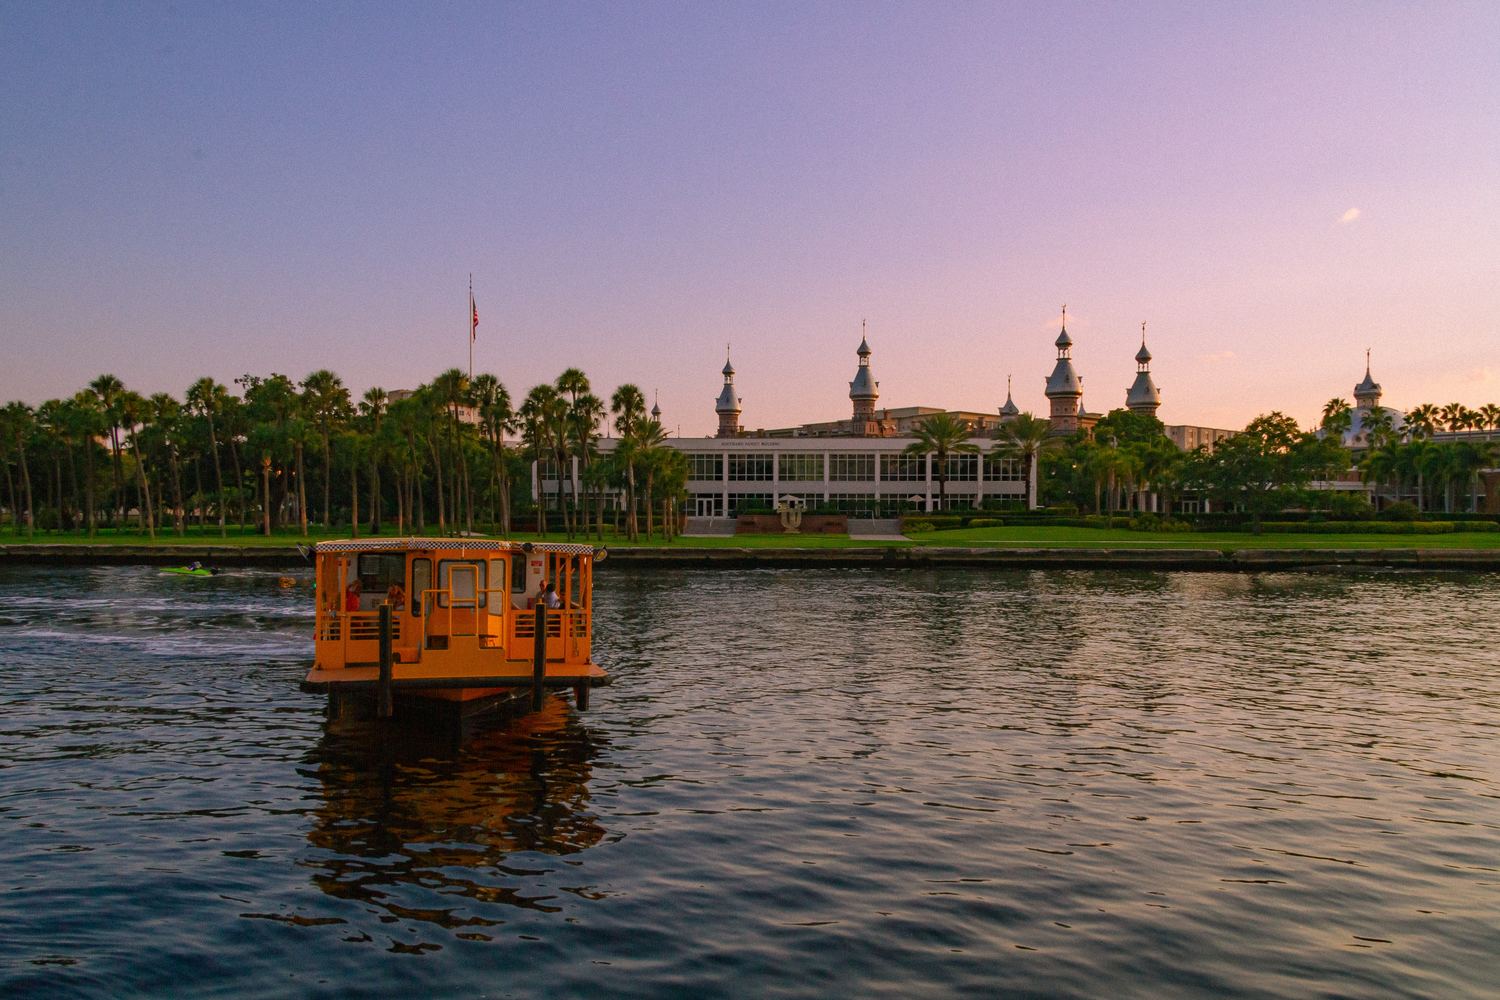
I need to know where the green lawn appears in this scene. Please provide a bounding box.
[4,524,1499,552]
[903,525,1500,550]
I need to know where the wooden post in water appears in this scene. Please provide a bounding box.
[377,603,393,719]
[531,603,547,711]
[575,681,590,711]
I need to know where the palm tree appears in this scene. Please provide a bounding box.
[359,387,388,533]
[633,419,669,538]
[34,399,71,531]
[520,383,566,535]
[992,412,1054,509]
[88,374,126,525]
[147,392,186,536]
[471,374,515,534]
[1405,403,1439,440]
[0,402,36,536]
[556,369,597,526]
[610,384,647,538]
[1439,402,1466,434]
[300,369,351,528]
[568,391,606,537]
[67,391,104,536]
[904,413,978,511]
[431,368,473,533]
[1321,397,1353,439]
[186,378,229,536]
[1360,439,1403,508]
[117,391,156,539]
[1480,403,1500,434]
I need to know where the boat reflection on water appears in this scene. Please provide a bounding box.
[300,698,608,931]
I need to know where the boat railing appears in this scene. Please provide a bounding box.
[315,606,402,659]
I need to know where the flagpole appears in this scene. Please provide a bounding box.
[468,274,474,382]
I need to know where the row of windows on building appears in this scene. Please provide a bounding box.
[685,453,1024,482]
[689,491,998,517]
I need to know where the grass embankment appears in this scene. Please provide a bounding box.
[903,525,1500,550]
[5,524,1500,552]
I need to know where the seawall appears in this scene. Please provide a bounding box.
[1,544,1498,571]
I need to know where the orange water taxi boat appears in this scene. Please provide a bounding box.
[301,538,609,722]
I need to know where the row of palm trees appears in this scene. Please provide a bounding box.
[1322,397,1500,441]
[0,368,689,541]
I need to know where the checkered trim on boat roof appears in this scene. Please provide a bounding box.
[313,538,602,557]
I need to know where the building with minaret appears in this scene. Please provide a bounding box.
[715,355,742,438]
[848,327,882,436]
[999,375,1020,423]
[1044,308,1085,435]
[1125,323,1161,418]
[1341,352,1405,448]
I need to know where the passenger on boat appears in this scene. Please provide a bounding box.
[542,581,562,610]
[344,578,362,612]
[385,583,405,610]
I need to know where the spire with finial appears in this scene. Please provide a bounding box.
[1045,304,1082,412]
[1353,348,1381,408]
[1126,320,1161,416]
[715,346,741,437]
[651,389,661,421]
[999,373,1020,419]
[849,320,879,433]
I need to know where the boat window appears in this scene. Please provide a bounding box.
[411,558,431,617]
[511,556,527,594]
[357,552,405,592]
[437,560,487,608]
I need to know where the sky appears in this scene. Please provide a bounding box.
[2,2,1497,436]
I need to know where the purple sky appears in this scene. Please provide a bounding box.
[3,2,1497,435]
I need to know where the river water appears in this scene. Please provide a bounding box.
[1,564,1497,998]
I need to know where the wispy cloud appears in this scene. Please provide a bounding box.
[1462,366,1495,385]
[1199,350,1236,365]
[1339,207,1361,224]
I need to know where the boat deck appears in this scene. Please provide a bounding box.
[302,659,609,692]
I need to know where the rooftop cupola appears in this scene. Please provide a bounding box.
[847,321,881,435]
[1126,322,1162,417]
[651,390,662,422]
[1353,349,1382,409]
[715,349,741,437]
[849,324,879,402]
[1044,305,1084,434]
[999,374,1020,420]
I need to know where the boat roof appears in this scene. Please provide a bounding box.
[314,537,603,557]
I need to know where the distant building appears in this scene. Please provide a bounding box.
[541,315,1246,512]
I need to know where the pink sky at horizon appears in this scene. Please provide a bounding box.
[2,3,1496,435]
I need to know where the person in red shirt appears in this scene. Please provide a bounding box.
[344,578,362,612]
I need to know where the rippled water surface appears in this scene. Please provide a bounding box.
[2,564,1498,998]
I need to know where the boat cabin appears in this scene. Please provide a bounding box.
[303,538,608,719]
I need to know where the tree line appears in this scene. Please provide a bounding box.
[1029,397,1498,528]
[0,368,688,541]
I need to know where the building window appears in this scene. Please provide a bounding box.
[944,454,979,481]
[828,453,875,481]
[880,453,926,481]
[777,453,824,481]
[936,492,978,510]
[728,455,774,481]
[688,453,723,480]
[727,492,773,515]
[827,492,880,517]
[988,457,1023,481]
